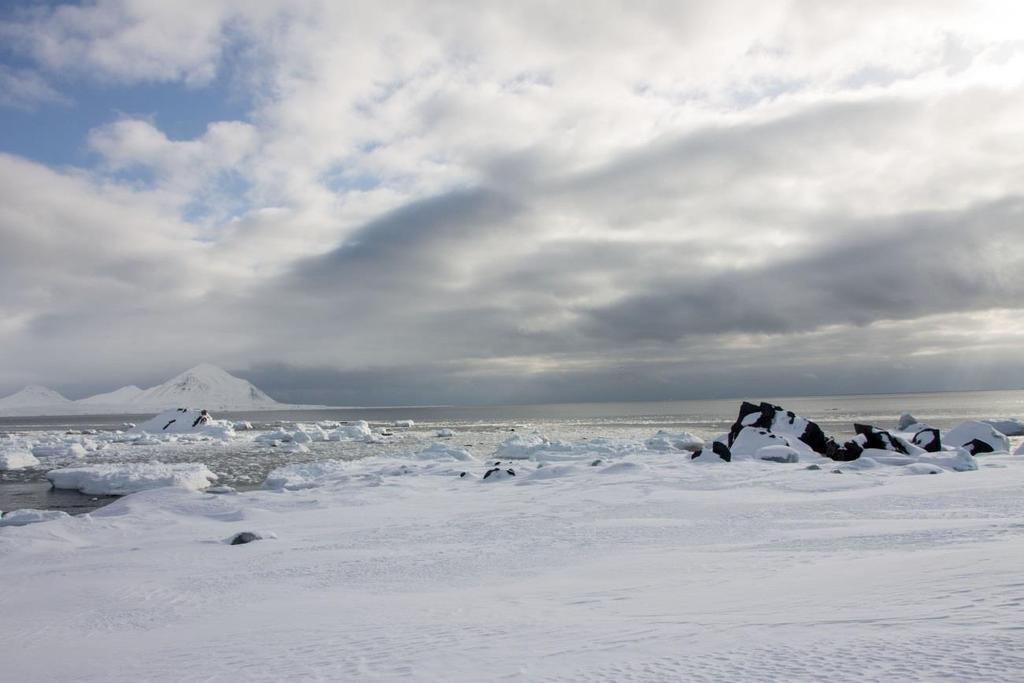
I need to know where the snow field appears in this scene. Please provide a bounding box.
[2,447,1024,681]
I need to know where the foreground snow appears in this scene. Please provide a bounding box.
[2,443,1024,681]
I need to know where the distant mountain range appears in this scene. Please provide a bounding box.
[0,364,300,416]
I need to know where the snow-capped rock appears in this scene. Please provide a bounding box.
[728,402,830,455]
[131,408,235,439]
[944,421,1010,454]
[730,427,795,456]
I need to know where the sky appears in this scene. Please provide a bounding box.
[2,0,1024,406]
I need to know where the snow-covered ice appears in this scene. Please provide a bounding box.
[0,449,40,470]
[3,440,1024,681]
[0,508,71,527]
[3,398,1024,681]
[982,418,1024,436]
[46,462,218,495]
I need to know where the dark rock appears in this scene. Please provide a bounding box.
[911,428,941,452]
[805,464,822,470]
[853,424,909,454]
[691,440,732,462]
[229,532,262,546]
[727,401,829,455]
[964,438,994,455]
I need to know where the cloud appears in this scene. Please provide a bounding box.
[0,65,69,109]
[2,1,1024,402]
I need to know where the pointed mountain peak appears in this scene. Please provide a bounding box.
[177,363,233,379]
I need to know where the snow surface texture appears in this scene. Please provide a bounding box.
[46,463,218,496]
[0,364,288,415]
[3,441,1024,681]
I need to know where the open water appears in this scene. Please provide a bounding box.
[3,389,1023,514]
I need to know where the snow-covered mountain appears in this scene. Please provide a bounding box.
[0,365,290,416]
[132,364,279,411]
[0,385,73,414]
[76,385,144,406]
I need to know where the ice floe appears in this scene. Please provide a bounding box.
[0,508,71,527]
[46,462,218,495]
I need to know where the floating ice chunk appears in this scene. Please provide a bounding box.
[233,421,254,431]
[32,442,88,459]
[0,509,71,527]
[46,462,217,495]
[0,450,40,470]
[413,443,476,461]
[644,430,703,452]
[394,420,415,428]
[981,418,1024,437]
[944,421,1010,454]
[493,434,552,460]
[897,412,919,430]
[436,428,455,437]
[326,421,373,441]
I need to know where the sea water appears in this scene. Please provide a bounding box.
[3,389,1023,513]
